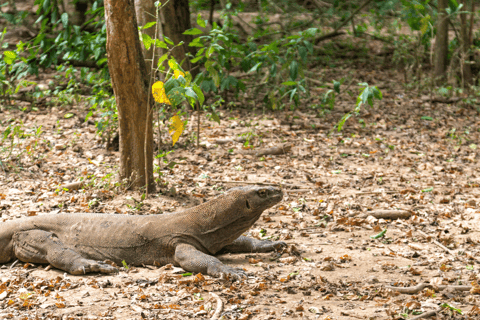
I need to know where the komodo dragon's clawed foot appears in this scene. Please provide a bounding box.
[210,264,247,281]
[69,259,119,275]
[220,236,287,253]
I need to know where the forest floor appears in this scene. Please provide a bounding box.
[1,20,480,320]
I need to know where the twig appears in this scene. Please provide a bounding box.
[210,293,223,320]
[10,259,19,269]
[410,308,443,320]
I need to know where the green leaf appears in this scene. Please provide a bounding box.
[141,33,153,50]
[370,228,387,239]
[61,12,68,28]
[333,80,340,93]
[421,187,433,193]
[141,21,156,30]
[183,28,203,35]
[298,46,307,62]
[3,50,16,59]
[155,40,168,49]
[248,62,262,73]
[192,84,204,106]
[197,13,206,28]
[210,109,220,124]
[64,113,75,119]
[157,53,168,68]
[289,60,298,81]
[164,36,174,45]
[421,116,433,121]
[185,87,198,101]
[282,81,297,86]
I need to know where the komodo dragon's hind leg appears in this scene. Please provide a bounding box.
[220,236,287,253]
[13,230,118,275]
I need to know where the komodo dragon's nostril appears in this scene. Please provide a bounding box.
[246,200,251,209]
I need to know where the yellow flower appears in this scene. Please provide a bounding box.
[174,70,185,79]
[169,114,184,146]
[152,81,171,105]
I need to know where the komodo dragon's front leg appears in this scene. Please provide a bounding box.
[175,243,247,280]
[13,230,118,275]
[175,238,286,280]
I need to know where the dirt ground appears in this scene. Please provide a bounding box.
[1,61,480,319]
[1,6,480,319]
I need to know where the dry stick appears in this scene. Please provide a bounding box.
[410,308,443,320]
[417,230,456,256]
[58,181,85,191]
[210,293,223,320]
[360,210,411,220]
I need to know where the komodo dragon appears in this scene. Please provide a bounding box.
[0,186,285,279]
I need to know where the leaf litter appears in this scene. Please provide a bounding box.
[1,43,480,320]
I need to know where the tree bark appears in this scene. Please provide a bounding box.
[104,0,154,191]
[433,0,448,83]
[160,0,197,77]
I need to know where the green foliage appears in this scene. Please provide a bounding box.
[31,0,108,74]
[0,120,44,172]
[187,12,317,110]
[337,83,382,131]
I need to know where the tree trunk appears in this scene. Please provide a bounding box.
[160,0,197,77]
[104,0,154,191]
[134,0,161,81]
[459,0,473,87]
[433,0,448,83]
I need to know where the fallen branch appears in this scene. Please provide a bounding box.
[210,293,223,320]
[198,179,311,190]
[386,283,472,294]
[239,143,292,157]
[360,210,411,220]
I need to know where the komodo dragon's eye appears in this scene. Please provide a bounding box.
[258,189,267,198]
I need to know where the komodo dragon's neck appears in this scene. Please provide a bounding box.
[173,187,282,254]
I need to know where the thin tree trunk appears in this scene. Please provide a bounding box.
[104,0,154,192]
[433,0,449,84]
[160,0,197,77]
[134,0,161,82]
[459,0,473,87]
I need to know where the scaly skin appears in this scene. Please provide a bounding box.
[0,186,285,279]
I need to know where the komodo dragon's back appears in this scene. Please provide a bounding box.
[0,186,285,278]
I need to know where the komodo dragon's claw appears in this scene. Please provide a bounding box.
[70,259,119,275]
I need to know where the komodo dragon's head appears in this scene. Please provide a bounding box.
[194,186,283,252]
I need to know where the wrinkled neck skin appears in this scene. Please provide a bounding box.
[172,189,279,254]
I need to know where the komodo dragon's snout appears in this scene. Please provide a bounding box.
[0,186,286,280]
